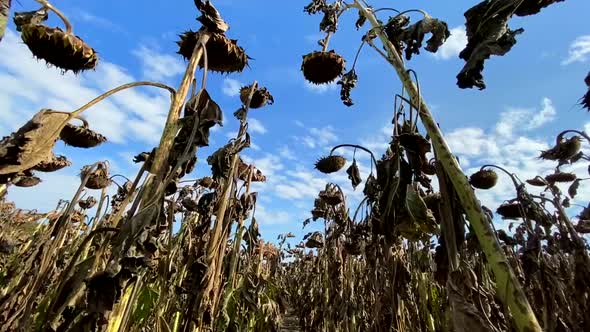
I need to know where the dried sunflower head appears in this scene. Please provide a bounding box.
[20,24,98,73]
[314,155,346,174]
[177,31,248,73]
[496,202,524,220]
[239,85,274,109]
[197,176,215,189]
[78,196,97,209]
[540,136,582,162]
[318,184,343,206]
[469,169,498,189]
[545,172,577,183]
[12,175,42,187]
[81,164,111,190]
[301,50,345,84]
[60,119,107,148]
[181,196,199,212]
[32,154,71,172]
[526,176,547,187]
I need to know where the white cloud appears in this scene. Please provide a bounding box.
[562,35,590,65]
[279,146,297,160]
[432,26,467,60]
[294,125,339,149]
[304,81,337,94]
[132,45,185,81]
[527,98,556,129]
[0,29,176,145]
[222,78,242,97]
[255,205,291,225]
[248,118,267,134]
[494,97,556,138]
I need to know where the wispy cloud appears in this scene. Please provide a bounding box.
[0,29,175,145]
[294,125,339,149]
[222,78,242,97]
[71,9,126,34]
[132,45,185,81]
[304,80,338,94]
[562,35,590,65]
[432,26,467,60]
[248,118,267,134]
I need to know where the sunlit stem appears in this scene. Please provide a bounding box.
[142,32,210,204]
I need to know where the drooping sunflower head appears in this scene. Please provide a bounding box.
[469,169,498,190]
[177,31,248,73]
[314,155,346,174]
[20,24,98,73]
[301,50,345,84]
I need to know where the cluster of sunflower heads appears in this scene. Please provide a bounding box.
[14,7,98,73]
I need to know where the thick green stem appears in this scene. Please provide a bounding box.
[352,1,541,331]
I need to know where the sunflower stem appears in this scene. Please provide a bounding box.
[36,0,73,34]
[330,144,378,169]
[352,1,541,331]
[70,82,176,117]
[142,32,210,204]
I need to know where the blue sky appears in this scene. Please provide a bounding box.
[1,0,590,243]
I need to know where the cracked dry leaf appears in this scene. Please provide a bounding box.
[0,109,69,175]
[458,0,564,90]
[193,0,229,33]
[398,16,450,60]
[12,8,48,32]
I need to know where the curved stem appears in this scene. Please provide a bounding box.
[350,41,366,70]
[110,174,132,183]
[374,8,400,14]
[37,0,72,34]
[557,129,590,144]
[71,81,176,117]
[393,9,429,19]
[480,164,521,189]
[330,144,378,170]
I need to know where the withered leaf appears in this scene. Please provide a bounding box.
[13,8,48,32]
[355,10,367,30]
[405,184,437,227]
[346,158,362,189]
[568,179,581,199]
[182,89,223,147]
[303,0,326,15]
[337,69,358,107]
[457,0,564,90]
[581,72,590,111]
[448,271,494,332]
[0,109,69,175]
[398,16,450,60]
[193,0,229,33]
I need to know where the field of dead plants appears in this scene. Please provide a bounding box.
[0,0,589,331]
